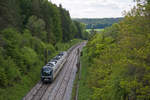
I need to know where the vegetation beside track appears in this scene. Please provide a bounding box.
[71,47,91,100]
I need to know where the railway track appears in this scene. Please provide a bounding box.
[23,42,86,100]
[31,84,49,100]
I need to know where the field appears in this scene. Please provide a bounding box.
[86,29,104,33]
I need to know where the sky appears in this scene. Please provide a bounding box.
[50,0,136,18]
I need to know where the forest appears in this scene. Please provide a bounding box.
[73,18,123,29]
[0,0,88,99]
[78,0,150,100]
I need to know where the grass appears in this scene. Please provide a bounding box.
[71,47,92,100]
[78,48,91,100]
[86,29,104,32]
[71,71,79,100]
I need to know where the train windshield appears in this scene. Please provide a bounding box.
[42,67,52,76]
[58,52,64,56]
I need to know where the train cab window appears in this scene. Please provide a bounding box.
[42,67,52,76]
[58,52,64,56]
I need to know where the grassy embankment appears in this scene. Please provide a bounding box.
[0,39,82,100]
[71,46,91,100]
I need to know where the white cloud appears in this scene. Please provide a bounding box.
[50,0,136,18]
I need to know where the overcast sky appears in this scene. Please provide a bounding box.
[50,0,136,18]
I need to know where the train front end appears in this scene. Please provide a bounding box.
[41,66,53,83]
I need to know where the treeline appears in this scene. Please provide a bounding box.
[73,18,123,29]
[0,0,88,43]
[0,0,87,99]
[80,0,150,100]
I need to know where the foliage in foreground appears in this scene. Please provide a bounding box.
[79,0,150,100]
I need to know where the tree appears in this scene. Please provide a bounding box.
[26,15,46,41]
[0,0,22,30]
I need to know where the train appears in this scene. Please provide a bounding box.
[41,51,68,83]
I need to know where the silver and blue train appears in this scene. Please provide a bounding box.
[41,52,68,83]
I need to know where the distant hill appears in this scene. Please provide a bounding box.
[73,18,123,29]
